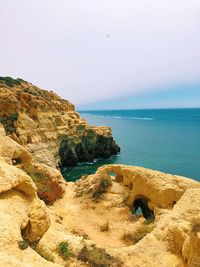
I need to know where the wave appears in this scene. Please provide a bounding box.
[95,115,154,120]
[82,113,154,121]
[113,116,154,120]
[113,116,122,119]
[128,117,154,121]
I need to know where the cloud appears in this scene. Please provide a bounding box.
[1,0,200,107]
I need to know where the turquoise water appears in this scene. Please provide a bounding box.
[63,108,200,182]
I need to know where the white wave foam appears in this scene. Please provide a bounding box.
[113,116,154,121]
[83,113,154,121]
[92,115,105,118]
[129,117,154,120]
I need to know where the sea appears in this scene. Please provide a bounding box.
[63,108,200,182]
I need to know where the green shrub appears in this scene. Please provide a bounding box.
[92,178,111,199]
[0,77,21,87]
[78,245,113,267]
[18,240,29,250]
[23,88,30,93]
[0,113,19,134]
[58,241,73,260]
[29,240,39,251]
[100,178,110,188]
[9,113,19,121]
[16,78,26,83]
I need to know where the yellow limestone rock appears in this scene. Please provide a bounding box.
[0,123,115,266]
[0,78,119,168]
[96,164,200,210]
[116,187,200,267]
[0,161,59,266]
[52,164,200,267]
[0,125,59,266]
[0,124,31,165]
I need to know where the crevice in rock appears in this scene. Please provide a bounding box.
[12,157,22,165]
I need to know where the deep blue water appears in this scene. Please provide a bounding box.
[63,108,200,182]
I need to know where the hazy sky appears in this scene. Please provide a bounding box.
[1,0,200,109]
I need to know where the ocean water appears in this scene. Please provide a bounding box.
[63,108,200,182]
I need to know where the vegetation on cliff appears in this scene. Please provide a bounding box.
[0,76,24,87]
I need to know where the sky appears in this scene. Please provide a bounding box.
[1,0,200,110]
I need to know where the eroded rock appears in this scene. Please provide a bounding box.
[1,77,200,266]
[0,77,120,168]
[54,164,200,267]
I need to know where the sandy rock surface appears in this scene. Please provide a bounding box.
[52,165,200,267]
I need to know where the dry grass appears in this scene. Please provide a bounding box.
[37,179,65,205]
[78,245,123,267]
[22,166,65,205]
[122,222,155,245]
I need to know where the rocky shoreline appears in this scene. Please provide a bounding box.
[0,77,120,169]
[0,77,200,267]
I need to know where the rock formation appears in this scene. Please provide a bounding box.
[54,164,200,267]
[0,125,53,266]
[0,77,120,168]
[0,77,200,266]
[0,123,120,266]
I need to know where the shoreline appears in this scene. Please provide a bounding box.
[80,110,200,181]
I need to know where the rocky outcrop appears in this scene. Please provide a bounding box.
[0,77,120,168]
[52,164,200,267]
[0,124,32,166]
[0,126,54,266]
[0,118,119,266]
[59,126,120,167]
[95,164,200,211]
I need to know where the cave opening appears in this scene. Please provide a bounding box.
[133,197,155,222]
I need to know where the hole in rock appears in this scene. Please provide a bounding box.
[133,197,155,222]
[108,172,116,177]
[172,201,177,207]
[12,157,22,165]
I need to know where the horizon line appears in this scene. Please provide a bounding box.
[78,106,200,112]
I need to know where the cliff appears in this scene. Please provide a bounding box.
[0,125,122,266]
[0,77,200,267]
[0,77,120,168]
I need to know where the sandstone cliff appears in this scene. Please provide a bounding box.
[0,77,120,168]
[0,124,121,266]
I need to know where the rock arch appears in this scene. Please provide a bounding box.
[133,196,155,221]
